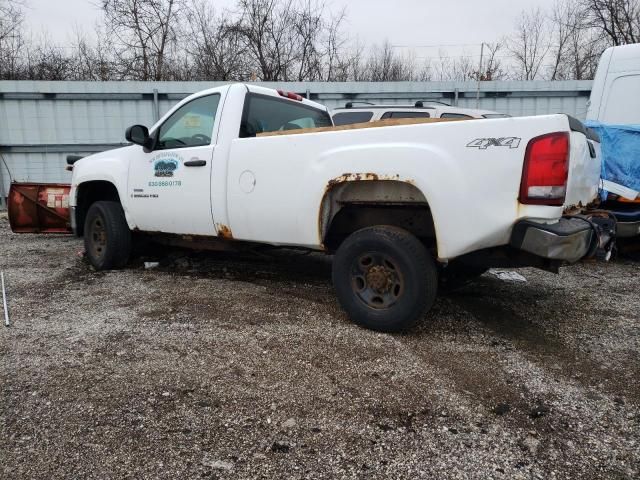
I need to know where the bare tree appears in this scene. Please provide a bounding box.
[101,0,186,80]
[319,8,347,81]
[364,41,416,81]
[185,1,250,80]
[548,0,577,80]
[328,40,367,81]
[8,0,640,82]
[479,42,507,80]
[547,0,606,80]
[0,0,22,42]
[65,26,117,80]
[509,8,551,80]
[229,0,350,81]
[231,0,299,81]
[22,35,74,80]
[581,0,640,45]
[569,26,604,79]
[0,0,25,79]
[416,59,433,81]
[292,0,324,80]
[431,50,477,81]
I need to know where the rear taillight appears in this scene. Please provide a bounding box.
[519,132,569,206]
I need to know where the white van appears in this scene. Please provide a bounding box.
[587,43,640,238]
[587,44,640,124]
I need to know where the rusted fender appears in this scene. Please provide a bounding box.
[8,182,72,234]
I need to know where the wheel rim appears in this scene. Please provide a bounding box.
[350,252,405,309]
[89,215,107,261]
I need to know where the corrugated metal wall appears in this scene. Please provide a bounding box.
[0,80,593,204]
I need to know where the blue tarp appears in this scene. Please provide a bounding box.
[585,121,640,193]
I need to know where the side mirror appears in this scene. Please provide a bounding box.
[125,125,151,148]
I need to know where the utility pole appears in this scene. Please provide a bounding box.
[476,42,485,109]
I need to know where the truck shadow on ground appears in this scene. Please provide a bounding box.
[106,245,639,404]
[132,245,334,284]
[439,277,639,404]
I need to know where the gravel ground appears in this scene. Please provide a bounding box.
[1,211,638,479]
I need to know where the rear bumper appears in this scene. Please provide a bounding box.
[510,218,593,263]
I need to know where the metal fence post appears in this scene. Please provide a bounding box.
[153,88,160,123]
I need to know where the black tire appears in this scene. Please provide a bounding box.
[332,226,438,332]
[84,201,132,270]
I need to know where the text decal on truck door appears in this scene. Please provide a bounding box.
[466,137,522,150]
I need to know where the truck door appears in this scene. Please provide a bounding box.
[126,93,222,235]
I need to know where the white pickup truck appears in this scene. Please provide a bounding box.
[69,83,604,332]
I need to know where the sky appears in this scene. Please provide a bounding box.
[23,0,559,59]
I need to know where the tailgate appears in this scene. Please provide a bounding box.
[564,116,601,209]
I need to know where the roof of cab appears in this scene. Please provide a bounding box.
[246,84,329,111]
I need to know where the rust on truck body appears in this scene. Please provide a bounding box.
[216,224,234,239]
[318,175,426,249]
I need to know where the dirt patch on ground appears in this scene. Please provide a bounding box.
[1,212,638,479]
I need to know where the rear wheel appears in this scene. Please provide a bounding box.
[332,226,438,332]
[84,201,132,270]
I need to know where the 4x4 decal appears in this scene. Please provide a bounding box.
[467,137,521,149]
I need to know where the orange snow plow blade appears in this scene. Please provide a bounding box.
[8,183,72,234]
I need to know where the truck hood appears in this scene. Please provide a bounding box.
[73,145,134,170]
[71,145,136,185]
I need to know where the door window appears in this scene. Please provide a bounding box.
[156,94,221,150]
[240,94,332,137]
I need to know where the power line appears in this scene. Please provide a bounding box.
[391,43,484,48]
[413,54,513,60]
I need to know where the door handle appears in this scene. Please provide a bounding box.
[184,160,207,167]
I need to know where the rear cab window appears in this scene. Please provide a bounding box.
[332,111,374,125]
[240,93,332,137]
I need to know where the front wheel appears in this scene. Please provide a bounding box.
[84,201,132,270]
[332,226,438,332]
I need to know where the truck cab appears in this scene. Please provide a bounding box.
[71,84,333,238]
